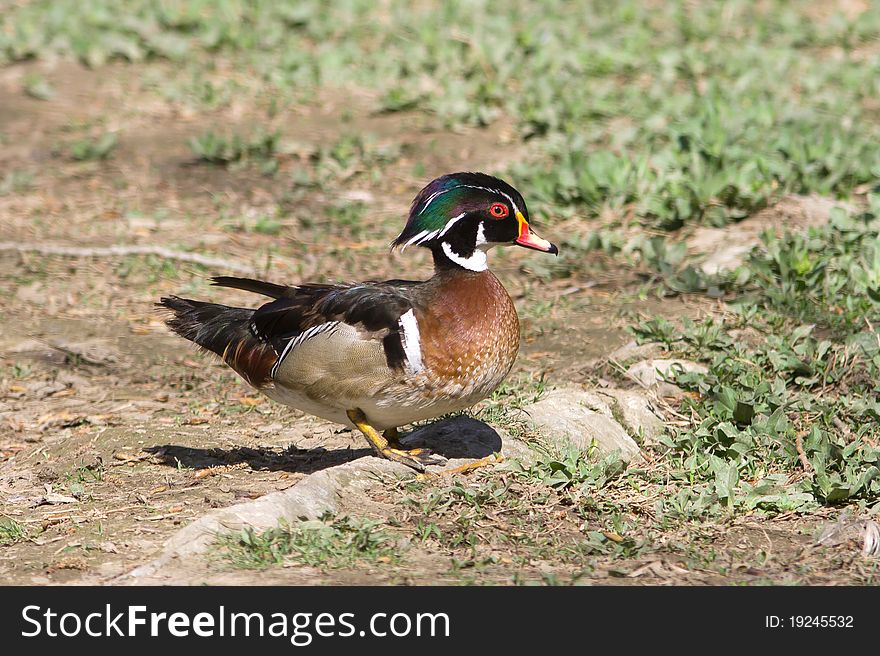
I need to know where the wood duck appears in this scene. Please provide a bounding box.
[159,172,557,471]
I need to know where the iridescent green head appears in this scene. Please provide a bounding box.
[392,172,557,271]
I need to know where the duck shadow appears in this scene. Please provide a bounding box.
[400,416,502,458]
[144,416,502,475]
[143,442,372,476]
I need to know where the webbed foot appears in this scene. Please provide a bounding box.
[348,409,446,472]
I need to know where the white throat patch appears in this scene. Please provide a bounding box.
[441,243,488,272]
[441,221,489,272]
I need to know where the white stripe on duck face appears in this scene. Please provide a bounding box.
[438,212,467,237]
[401,228,439,250]
[398,309,424,374]
[441,222,489,272]
[270,321,340,379]
[400,212,467,252]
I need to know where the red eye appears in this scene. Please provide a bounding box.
[489,203,508,218]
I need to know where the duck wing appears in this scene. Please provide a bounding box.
[211,276,423,379]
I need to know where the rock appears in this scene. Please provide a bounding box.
[126,456,412,578]
[515,386,642,463]
[816,514,880,557]
[47,338,122,366]
[607,340,665,365]
[121,416,535,580]
[690,194,848,275]
[573,390,615,416]
[595,389,666,445]
[626,359,707,391]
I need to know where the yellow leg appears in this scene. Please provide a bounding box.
[348,409,444,472]
[416,454,503,480]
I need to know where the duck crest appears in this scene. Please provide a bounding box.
[392,171,526,253]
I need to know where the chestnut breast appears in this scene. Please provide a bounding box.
[416,270,519,395]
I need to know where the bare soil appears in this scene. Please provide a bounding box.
[1,59,870,585]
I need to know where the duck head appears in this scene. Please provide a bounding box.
[392,172,558,271]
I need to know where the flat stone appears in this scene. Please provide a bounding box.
[690,194,848,275]
[816,514,880,556]
[596,389,666,445]
[607,340,665,365]
[126,456,411,578]
[515,386,642,463]
[574,390,616,416]
[626,359,708,389]
[121,415,535,580]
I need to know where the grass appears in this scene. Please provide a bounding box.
[4,1,880,231]
[392,204,880,571]
[216,514,398,570]
[0,169,34,195]
[507,443,627,492]
[2,0,879,583]
[627,203,880,513]
[250,215,283,236]
[0,518,27,546]
[397,456,653,576]
[67,132,117,161]
[61,460,106,498]
[188,129,281,172]
[321,201,367,239]
[22,73,54,100]
[313,133,401,182]
[403,475,585,568]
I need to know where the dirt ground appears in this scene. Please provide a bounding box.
[1,59,873,585]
